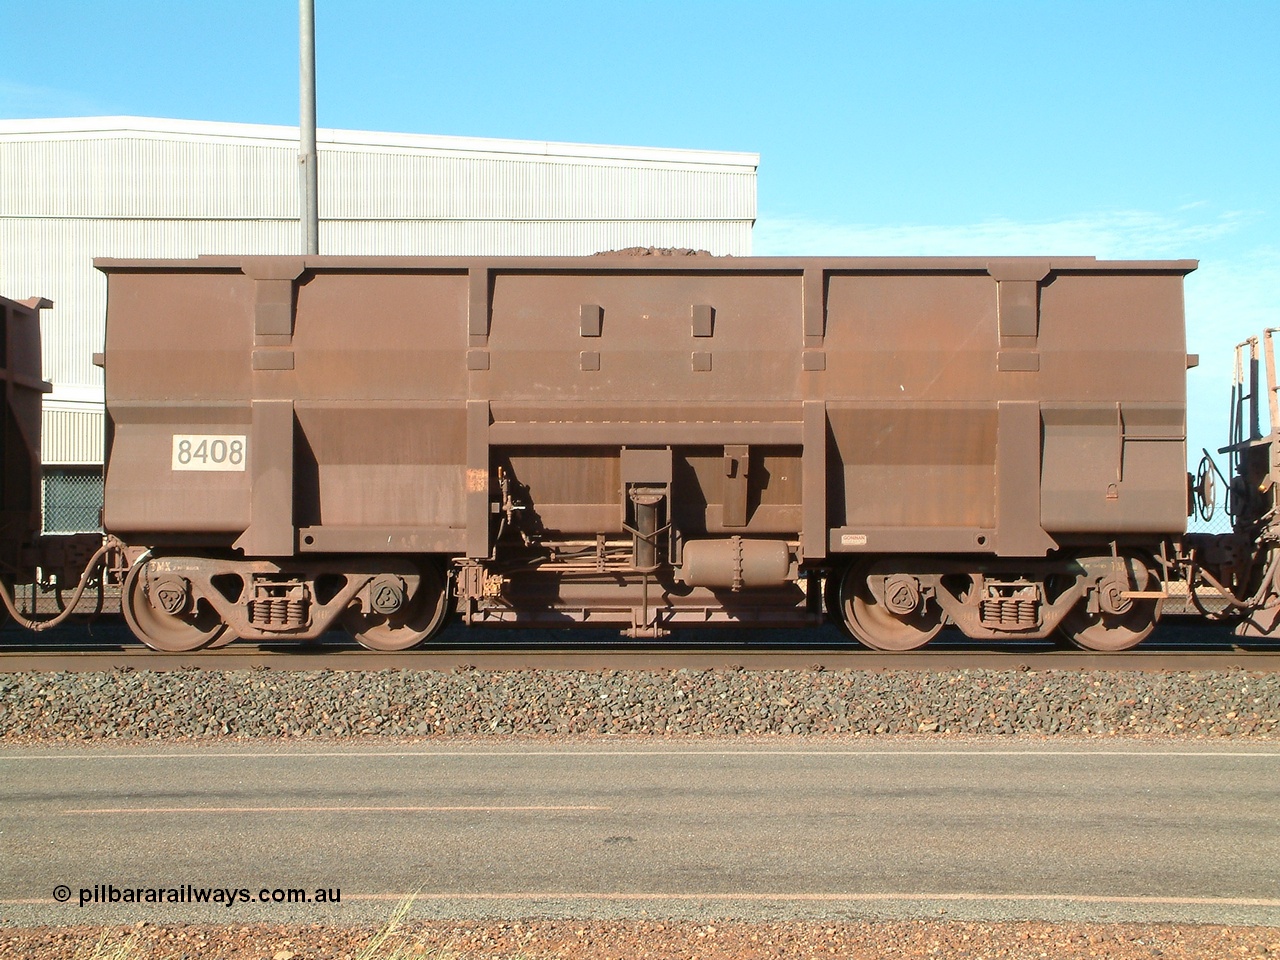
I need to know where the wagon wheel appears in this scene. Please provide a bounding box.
[122,559,227,652]
[342,561,450,651]
[1057,555,1160,652]
[1058,599,1159,652]
[836,559,944,651]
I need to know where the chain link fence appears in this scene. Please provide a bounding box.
[42,467,104,534]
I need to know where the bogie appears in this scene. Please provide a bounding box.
[118,555,453,652]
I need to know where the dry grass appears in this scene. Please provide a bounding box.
[73,930,142,960]
[352,896,450,960]
[63,897,497,960]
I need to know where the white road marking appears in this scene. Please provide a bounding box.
[344,891,1280,908]
[62,805,608,814]
[7,891,1277,908]
[3,748,1279,761]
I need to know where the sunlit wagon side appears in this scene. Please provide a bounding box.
[97,253,1195,652]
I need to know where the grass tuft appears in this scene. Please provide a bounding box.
[354,894,450,960]
[73,930,142,960]
[59,898,487,960]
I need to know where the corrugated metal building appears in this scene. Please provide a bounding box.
[0,116,758,530]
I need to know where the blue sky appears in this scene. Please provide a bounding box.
[4,0,1278,493]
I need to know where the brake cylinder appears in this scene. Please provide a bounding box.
[677,537,793,591]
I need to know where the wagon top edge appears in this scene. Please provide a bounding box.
[92,254,1200,276]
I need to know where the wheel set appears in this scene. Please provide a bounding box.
[829,553,1162,652]
[120,555,452,652]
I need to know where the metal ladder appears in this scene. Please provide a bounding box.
[1228,331,1280,457]
[1225,330,1280,521]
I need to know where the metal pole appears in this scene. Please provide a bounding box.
[299,0,319,255]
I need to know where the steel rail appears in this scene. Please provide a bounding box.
[1,617,1272,673]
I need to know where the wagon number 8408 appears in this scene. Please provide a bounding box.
[172,435,247,472]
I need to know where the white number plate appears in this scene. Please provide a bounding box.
[172,434,247,471]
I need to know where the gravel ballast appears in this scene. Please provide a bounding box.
[1,667,1277,741]
[4,919,1280,960]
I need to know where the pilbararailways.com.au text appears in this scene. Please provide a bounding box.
[65,884,341,907]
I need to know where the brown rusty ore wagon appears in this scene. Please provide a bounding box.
[0,294,101,611]
[94,254,1197,652]
[0,294,49,579]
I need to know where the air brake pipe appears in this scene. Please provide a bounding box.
[1192,551,1278,611]
[0,540,118,632]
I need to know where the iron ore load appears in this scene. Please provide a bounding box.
[89,253,1213,653]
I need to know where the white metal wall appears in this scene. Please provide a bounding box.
[0,118,758,466]
[2,134,758,222]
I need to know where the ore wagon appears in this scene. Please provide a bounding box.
[0,293,105,625]
[96,254,1196,652]
[0,294,49,581]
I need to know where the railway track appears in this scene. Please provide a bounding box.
[1,618,1275,673]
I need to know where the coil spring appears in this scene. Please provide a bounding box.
[248,597,309,629]
[978,597,1039,629]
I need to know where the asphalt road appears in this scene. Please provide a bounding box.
[1,742,1278,927]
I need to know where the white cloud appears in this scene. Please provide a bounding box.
[0,81,107,118]
[1184,246,1280,479]
[753,209,1251,259]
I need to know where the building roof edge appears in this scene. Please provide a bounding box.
[0,116,759,168]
